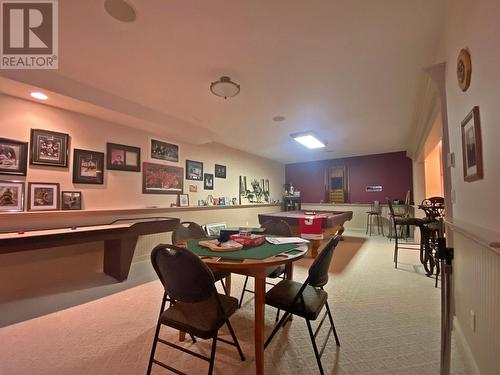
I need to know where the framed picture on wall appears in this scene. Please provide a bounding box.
[461,106,483,182]
[0,180,24,212]
[28,182,60,211]
[215,164,226,178]
[150,138,179,163]
[61,191,82,210]
[30,129,69,167]
[106,143,141,172]
[73,149,105,184]
[178,194,189,207]
[0,138,28,176]
[186,160,203,181]
[143,162,184,194]
[204,173,214,190]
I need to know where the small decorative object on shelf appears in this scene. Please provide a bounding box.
[0,137,28,176]
[61,191,82,210]
[178,194,189,207]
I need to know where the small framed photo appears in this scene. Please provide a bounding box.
[204,173,214,190]
[30,129,69,167]
[215,164,226,178]
[0,138,28,176]
[150,138,179,163]
[461,106,483,182]
[178,194,189,207]
[61,191,82,210]
[73,149,105,184]
[28,182,59,211]
[143,162,184,194]
[186,160,203,181]
[106,143,141,172]
[189,184,197,192]
[0,180,25,212]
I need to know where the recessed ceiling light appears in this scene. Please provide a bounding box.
[30,92,48,100]
[291,131,326,149]
[104,0,137,23]
[272,116,286,122]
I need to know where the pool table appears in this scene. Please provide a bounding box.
[258,210,353,257]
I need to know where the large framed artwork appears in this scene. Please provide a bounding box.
[106,143,141,172]
[28,182,60,211]
[150,138,179,163]
[461,106,483,182]
[73,149,105,184]
[30,129,69,167]
[143,162,184,194]
[239,176,270,204]
[186,160,203,181]
[0,180,24,212]
[0,137,28,176]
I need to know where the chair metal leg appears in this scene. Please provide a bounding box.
[208,335,218,375]
[394,222,399,268]
[265,311,292,348]
[225,320,245,361]
[305,318,325,375]
[275,308,280,323]
[238,276,249,307]
[147,294,168,375]
[366,214,369,234]
[324,302,340,346]
[219,279,228,296]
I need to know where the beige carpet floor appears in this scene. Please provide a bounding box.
[0,232,468,374]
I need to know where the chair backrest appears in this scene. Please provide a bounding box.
[261,219,292,237]
[172,221,207,244]
[387,198,395,216]
[371,200,381,214]
[151,244,216,303]
[308,235,340,287]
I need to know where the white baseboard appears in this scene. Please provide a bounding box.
[453,317,481,375]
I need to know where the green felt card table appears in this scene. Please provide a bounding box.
[177,238,309,375]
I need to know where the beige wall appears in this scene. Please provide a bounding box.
[0,94,284,210]
[424,141,443,198]
[439,1,500,373]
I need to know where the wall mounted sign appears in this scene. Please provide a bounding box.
[365,185,383,192]
[457,48,472,92]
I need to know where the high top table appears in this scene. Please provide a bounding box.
[0,217,180,281]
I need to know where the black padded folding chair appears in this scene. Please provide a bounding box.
[172,221,231,295]
[147,244,245,375]
[264,235,341,375]
[238,220,290,321]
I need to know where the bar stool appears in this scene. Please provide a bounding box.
[366,201,384,236]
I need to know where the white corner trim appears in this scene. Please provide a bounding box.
[453,317,481,375]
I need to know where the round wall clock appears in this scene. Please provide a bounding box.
[457,48,472,92]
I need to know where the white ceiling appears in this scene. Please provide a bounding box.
[0,0,444,163]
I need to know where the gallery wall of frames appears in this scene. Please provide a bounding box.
[0,95,284,213]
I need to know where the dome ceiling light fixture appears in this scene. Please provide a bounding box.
[210,76,240,99]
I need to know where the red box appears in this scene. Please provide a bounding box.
[229,234,266,248]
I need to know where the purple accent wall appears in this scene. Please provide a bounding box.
[285,151,413,204]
